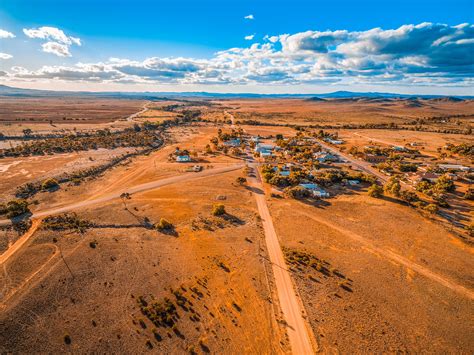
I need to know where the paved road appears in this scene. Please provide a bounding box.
[0,164,243,227]
[248,161,315,354]
[317,140,389,183]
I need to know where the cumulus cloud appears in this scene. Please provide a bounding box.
[244,34,255,40]
[4,22,473,87]
[42,42,71,57]
[0,53,13,59]
[244,14,254,20]
[0,29,15,38]
[23,26,81,57]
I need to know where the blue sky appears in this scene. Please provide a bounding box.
[0,0,473,94]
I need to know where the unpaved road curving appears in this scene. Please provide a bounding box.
[0,219,42,266]
[0,164,243,227]
[248,162,316,354]
[125,102,149,122]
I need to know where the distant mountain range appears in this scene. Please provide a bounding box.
[0,84,472,100]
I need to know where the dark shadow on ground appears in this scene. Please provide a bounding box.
[244,185,264,194]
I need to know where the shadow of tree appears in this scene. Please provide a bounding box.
[221,213,245,226]
[244,185,264,195]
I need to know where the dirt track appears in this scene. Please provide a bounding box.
[0,164,243,227]
[248,162,316,354]
[296,209,474,300]
[0,219,42,266]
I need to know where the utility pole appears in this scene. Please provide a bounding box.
[58,245,74,279]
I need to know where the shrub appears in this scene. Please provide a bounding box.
[64,334,71,345]
[155,218,173,231]
[268,175,290,188]
[384,177,401,197]
[434,175,455,193]
[398,163,418,172]
[400,190,419,203]
[416,180,433,194]
[463,187,474,200]
[285,186,310,199]
[43,213,91,232]
[367,184,383,198]
[262,172,274,183]
[424,204,438,214]
[466,224,474,237]
[212,204,226,216]
[236,177,247,185]
[41,178,59,190]
[6,199,30,218]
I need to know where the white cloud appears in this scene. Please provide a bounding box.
[244,14,254,20]
[0,53,13,59]
[264,35,279,43]
[0,29,15,39]
[23,26,81,45]
[5,23,473,88]
[23,26,81,56]
[244,34,255,41]
[42,42,71,57]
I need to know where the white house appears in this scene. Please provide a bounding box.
[438,164,470,172]
[255,143,275,153]
[299,183,330,198]
[324,138,344,145]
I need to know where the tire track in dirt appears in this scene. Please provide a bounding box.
[248,163,316,354]
[0,219,42,266]
[296,209,474,300]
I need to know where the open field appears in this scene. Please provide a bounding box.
[0,98,145,125]
[332,129,474,157]
[0,148,137,199]
[0,172,283,353]
[0,98,150,137]
[0,97,146,125]
[0,96,473,353]
[270,192,473,352]
[221,98,474,131]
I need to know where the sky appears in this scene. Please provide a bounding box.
[0,0,473,94]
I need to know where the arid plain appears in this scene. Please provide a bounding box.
[0,95,473,353]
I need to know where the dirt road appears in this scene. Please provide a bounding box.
[225,111,236,128]
[0,219,42,265]
[0,164,243,227]
[125,101,149,122]
[248,162,315,354]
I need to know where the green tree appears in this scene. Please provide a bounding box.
[212,204,226,216]
[384,177,401,197]
[464,187,474,200]
[155,218,173,231]
[236,177,247,185]
[285,186,310,199]
[367,184,383,198]
[41,178,59,190]
[424,204,438,214]
[6,199,30,218]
